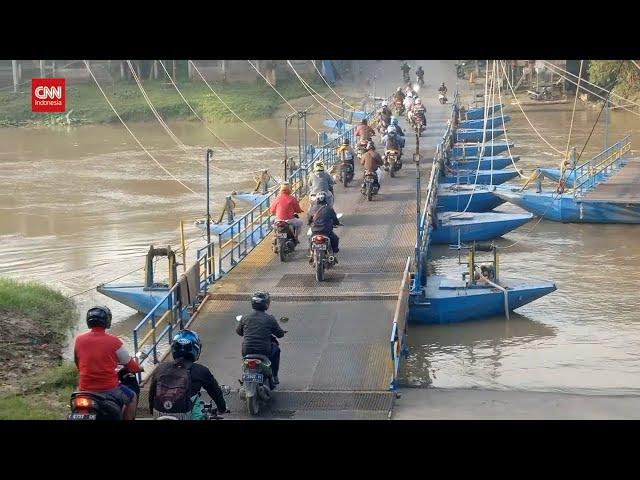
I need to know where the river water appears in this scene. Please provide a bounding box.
[2,61,639,394]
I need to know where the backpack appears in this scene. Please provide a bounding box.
[152,360,193,413]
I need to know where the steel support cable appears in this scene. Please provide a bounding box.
[541,61,640,117]
[290,60,351,112]
[495,63,528,178]
[565,60,584,158]
[127,60,190,153]
[158,60,233,151]
[189,61,283,147]
[499,61,565,155]
[311,60,359,110]
[285,61,342,120]
[246,60,320,137]
[542,60,640,110]
[451,61,494,217]
[576,60,626,162]
[83,60,198,195]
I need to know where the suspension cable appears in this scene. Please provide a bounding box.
[83,60,197,195]
[189,61,283,147]
[496,60,527,178]
[565,60,584,158]
[286,61,342,120]
[499,61,565,155]
[127,60,190,153]
[158,60,233,151]
[311,60,358,110]
[246,60,320,137]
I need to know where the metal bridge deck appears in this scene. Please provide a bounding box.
[168,90,451,418]
[583,157,640,203]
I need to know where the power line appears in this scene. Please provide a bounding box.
[158,60,233,151]
[189,60,284,147]
[83,60,198,195]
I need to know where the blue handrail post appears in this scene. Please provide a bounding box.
[205,149,213,281]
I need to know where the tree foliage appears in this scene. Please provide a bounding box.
[588,60,640,99]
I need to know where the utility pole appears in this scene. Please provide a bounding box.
[604,97,610,151]
[12,60,18,92]
[205,149,214,280]
[39,60,45,78]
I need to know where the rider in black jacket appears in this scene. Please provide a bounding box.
[236,292,286,384]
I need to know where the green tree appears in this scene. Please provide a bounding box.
[588,60,640,99]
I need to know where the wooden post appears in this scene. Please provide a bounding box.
[11,60,18,93]
[136,60,142,79]
[120,60,125,80]
[52,60,56,77]
[17,62,22,83]
[39,60,45,78]
[172,60,177,82]
[153,60,158,80]
[221,60,228,83]
[187,59,192,80]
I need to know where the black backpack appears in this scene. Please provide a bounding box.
[152,360,193,413]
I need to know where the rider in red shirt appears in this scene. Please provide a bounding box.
[74,306,143,420]
[269,183,303,243]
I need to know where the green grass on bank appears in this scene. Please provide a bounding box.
[0,277,76,344]
[0,75,330,127]
[0,363,78,420]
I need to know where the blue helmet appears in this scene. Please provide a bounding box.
[171,329,201,362]
[391,117,399,126]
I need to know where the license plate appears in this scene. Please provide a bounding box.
[314,244,327,250]
[277,233,288,238]
[243,373,263,383]
[68,413,96,420]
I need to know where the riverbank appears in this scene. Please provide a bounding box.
[0,278,78,419]
[0,76,331,128]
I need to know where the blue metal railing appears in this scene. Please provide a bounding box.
[572,134,631,196]
[389,257,411,390]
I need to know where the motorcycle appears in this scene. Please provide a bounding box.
[413,110,426,136]
[438,93,448,105]
[68,367,141,420]
[384,149,402,177]
[402,71,410,84]
[271,217,297,262]
[361,171,380,202]
[339,157,355,187]
[416,75,424,88]
[392,99,405,116]
[236,315,289,416]
[155,386,231,420]
[456,62,466,79]
[527,87,553,101]
[356,141,368,159]
[307,218,342,282]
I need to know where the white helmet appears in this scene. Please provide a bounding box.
[386,125,396,134]
[415,99,422,105]
[382,101,388,107]
[408,92,414,98]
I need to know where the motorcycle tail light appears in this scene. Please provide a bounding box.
[244,359,261,369]
[73,396,94,410]
[313,235,326,244]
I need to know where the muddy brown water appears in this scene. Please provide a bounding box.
[2,61,640,394]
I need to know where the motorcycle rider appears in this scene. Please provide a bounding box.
[438,82,448,96]
[403,92,415,116]
[412,98,426,127]
[383,127,403,154]
[337,137,356,173]
[360,140,384,190]
[416,66,425,84]
[307,191,341,261]
[308,160,336,208]
[355,118,376,147]
[393,87,405,103]
[236,292,286,385]
[269,183,304,244]
[148,329,228,420]
[400,61,411,82]
[73,306,143,420]
[387,117,405,147]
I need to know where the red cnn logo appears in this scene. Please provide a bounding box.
[32,78,66,112]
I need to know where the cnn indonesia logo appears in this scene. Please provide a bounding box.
[32,78,66,112]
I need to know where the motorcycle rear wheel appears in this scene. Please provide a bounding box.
[278,240,286,262]
[315,254,325,282]
[247,395,260,416]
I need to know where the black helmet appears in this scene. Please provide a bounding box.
[86,305,112,329]
[251,291,271,311]
[171,329,201,362]
[342,138,350,146]
[367,141,375,151]
[361,119,368,125]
